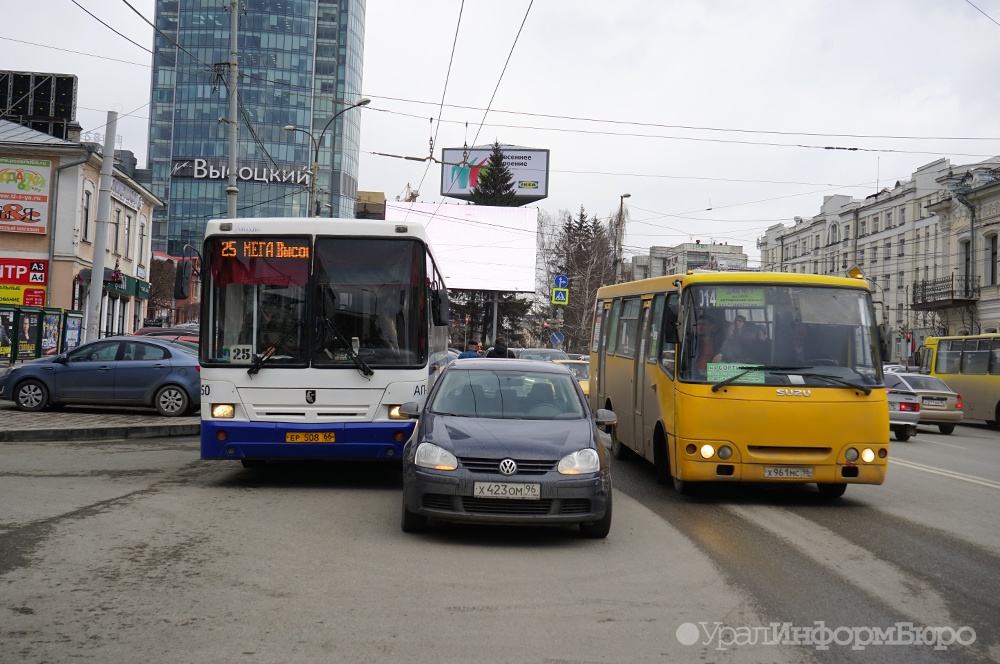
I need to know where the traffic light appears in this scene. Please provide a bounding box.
[542,320,549,328]
[906,333,911,342]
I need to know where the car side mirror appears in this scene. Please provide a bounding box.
[399,402,422,418]
[595,408,617,426]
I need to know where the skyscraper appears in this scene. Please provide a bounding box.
[145,0,366,255]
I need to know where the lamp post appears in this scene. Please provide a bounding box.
[284,97,370,217]
[615,192,631,283]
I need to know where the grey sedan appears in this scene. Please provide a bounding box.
[0,336,200,416]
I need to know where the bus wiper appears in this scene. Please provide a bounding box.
[248,320,302,377]
[319,317,374,378]
[775,371,872,395]
[711,365,807,392]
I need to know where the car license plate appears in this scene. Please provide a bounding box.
[888,402,898,410]
[764,466,814,479]
[473,481,541,500]
[923,398,945,406]
[285,432,336,443]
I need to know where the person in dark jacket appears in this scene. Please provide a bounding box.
[486,336,516,358]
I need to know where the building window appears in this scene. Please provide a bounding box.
[872,214,880,233]
[990,235,998,286]
[857,249,864,266]
[124,214,133,258]
[859,220,867,236]
[899,206,906,225]
[111,209,121,254]
[885,274,891,290]
[884,242,891,259]
[871,247,878,263]
[138,223,146,266]
[830,225,839,243]
[898,271,905,288]
[898,239,905,257]
[843,225,851,239]
[886,210,893,228]
[814,234,821,250]
[82,191,92,242]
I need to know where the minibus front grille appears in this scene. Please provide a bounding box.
[746,446,833,462]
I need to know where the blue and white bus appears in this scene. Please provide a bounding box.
[195,218,450,466]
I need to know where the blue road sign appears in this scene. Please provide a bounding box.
[554,274,569,288]
[550,331,564,345]
[551,288,568,305]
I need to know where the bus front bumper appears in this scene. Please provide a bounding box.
[677,460,887,485]
[201,420,415,461]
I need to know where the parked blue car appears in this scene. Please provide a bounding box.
[0,336,201,416]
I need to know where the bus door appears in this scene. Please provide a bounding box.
[633,303,651,458]
[595,302,609,407]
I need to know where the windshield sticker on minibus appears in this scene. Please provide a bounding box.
[707,363,766,383]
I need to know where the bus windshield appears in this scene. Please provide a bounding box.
[678,284,881,386]
[203,235,428,369]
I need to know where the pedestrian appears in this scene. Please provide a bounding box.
[486,336,516,358]
[458,340,482,359]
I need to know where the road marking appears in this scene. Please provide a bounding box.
[924,440,965,449]
[727,504,956,629]
[890,458,1000,490]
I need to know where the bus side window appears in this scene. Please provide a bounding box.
[936,339,960,374]
[962,339,989,374]
[990,339,1000,374]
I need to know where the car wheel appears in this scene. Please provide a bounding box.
[938,424,955,435]
[155,385,190,417]
[817,483,847,498]
[892,426,911,442]
[400,501,428,533]
[15,379,49,412]
[579,492,612,539]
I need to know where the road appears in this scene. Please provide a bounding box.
[0,423,997,663]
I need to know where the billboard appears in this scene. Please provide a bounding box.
[385,202,538,293]
[0,257,47,305]
[0,157,51,234]
[440,146,549,203]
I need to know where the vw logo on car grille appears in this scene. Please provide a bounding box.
[498,458,518,475]
[305,389,316,404]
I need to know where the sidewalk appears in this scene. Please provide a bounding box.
[0,401,200,442]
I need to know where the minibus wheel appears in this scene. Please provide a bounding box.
[817,483,847,498]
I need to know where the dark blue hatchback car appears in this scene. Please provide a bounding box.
[0,336,200,416]
[400,358,617,538]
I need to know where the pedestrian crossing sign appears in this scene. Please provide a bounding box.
[551,288,568,305]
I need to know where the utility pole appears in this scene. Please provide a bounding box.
[615,193,630,283]
[84,111,117,343]
[225,0,239,218]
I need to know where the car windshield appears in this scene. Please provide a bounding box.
[430,369,586,419]
[561,362,590,380]
[899,375,952,392]
[520,349,569,361]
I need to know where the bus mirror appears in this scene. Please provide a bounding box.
[432,288,450,326]
[174,261,193,300]
[877,323,889,361]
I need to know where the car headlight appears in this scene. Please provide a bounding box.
[558,448,600,475]
[414,442,458,470]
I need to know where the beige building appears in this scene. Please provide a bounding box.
[0,119,161,345]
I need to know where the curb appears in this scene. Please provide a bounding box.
[0,424,200,443]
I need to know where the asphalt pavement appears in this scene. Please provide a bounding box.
[0,401,200,442]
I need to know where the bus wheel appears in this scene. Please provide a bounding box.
[892,426,911,442]
[653,432,671,485]
[938,424,955,435]
[817,483,847,498]
[240,459,266,469]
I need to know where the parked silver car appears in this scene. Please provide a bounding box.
[884,373,963,434]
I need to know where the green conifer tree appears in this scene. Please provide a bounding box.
[470,141,518,207]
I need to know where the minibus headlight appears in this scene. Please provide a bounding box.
[717,445,733,460]
[212,404,235,419]
[861,448,876,463]
[845,448,859,462]
[414,442,458,470]
[699,444,715,459]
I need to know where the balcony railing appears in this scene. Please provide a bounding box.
[911,275,980,310]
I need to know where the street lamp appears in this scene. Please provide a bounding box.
[284,97,371,217]
[615,193,631,283]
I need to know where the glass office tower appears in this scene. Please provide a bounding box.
[146,0,366,255]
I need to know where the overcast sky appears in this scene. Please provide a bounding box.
[4,0,1000,268]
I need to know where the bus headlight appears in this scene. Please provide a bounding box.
[212,404,235,419]
[845,448,860,462]
[414,442,458,470]
[558,448,600,475]
[700,444,715,459]
[388,405,406,420]
[861,448,876,463]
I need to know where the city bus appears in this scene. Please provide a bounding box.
[919,334,1000,425]
[193,218,450,466]
[591,271,890,498]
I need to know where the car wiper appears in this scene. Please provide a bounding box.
[319,317,373,378]
[248,320,302,377]
[774,371,872,395]
[711,365,807,392]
